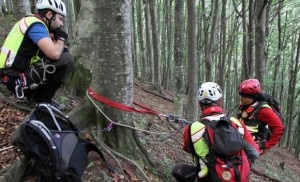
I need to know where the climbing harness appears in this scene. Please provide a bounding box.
[0,59,56,99]
[14,73,26,98]
[29,58,56,83]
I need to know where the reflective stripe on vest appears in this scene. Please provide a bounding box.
[0,16,47,68]
[231,117,245,136]
[190,121,209,158]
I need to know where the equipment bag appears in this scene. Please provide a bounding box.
[202,116,250,182]
[12,103,109,182]
[253,93,284,124]
[247,94,284,140]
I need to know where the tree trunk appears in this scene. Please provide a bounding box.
[70,0,153,172]
[143,0,153,82]
[247,0,255,78]
[204,0,219,81]
[0,0,3,16]
[12,0,31,19]
[240,0,248,80]
[217,0,227,89]
[186,0,198,121]
[131,0,138,78]
[137,0,147,80]
[284,32,300,149]
[149,0,161,87]
[173,0,185,116]
[254,0,267,81]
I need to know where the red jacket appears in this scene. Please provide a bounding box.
[240,103,284,149]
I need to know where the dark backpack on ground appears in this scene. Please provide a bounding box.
[200,116,250,182]
[12,103,109,182]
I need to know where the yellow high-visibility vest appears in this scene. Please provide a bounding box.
[0,16,47,70]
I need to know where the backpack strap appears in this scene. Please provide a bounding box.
[250,101,272,140]
[251,101,269,121]
[23,121,65,181]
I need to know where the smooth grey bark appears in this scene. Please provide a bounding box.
[131,0,138,78]
[0,0,3,15]
[71,0,153,169]
[217,0,227,89]
[254,0,267,82]
[143,0,153,82]
[173,0,185,116]
[284,32,300,149]
[137,0,147,80]
[204,0,219,81]
[149,0,161,87]
[248,0,255,78]
[12,0,31,18]
[186,0,198,122]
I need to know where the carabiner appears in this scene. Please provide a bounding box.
[15,85,24,98]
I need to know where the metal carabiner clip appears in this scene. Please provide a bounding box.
[15,85,24,98]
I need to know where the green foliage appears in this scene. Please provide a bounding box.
[55,95,69,104]
[136,118,147,129]
[161,156,172,178]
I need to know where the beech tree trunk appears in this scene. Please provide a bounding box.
[70,0,153,172]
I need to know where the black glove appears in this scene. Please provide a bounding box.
[258,140,266,150]
[52,28,68,42]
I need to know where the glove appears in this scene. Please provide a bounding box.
[258,140,266,150]
[52,28,68,42]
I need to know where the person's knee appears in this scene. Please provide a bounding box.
[59,52,75,71]
[56,52,75,81]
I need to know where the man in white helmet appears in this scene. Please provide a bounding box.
[2,1,74,181]
[0,0,74,107]
[172,82,259,182]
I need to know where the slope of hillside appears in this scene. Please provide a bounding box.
[133,81,300,182]
[0,78,299,181]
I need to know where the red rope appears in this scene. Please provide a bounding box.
[87,87,160,115]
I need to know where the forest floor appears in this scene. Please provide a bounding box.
[0,80,299,182]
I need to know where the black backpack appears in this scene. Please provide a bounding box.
[199,116,251,182]
[201,116,243,156]
[253,93,284,124]
[12,103,110,182]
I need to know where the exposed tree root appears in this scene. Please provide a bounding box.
[251,167,282,182]
[0,91,31,112]
[90,128,152,182]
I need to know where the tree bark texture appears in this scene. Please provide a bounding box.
[186,0,198,122]
[71,0,151,164]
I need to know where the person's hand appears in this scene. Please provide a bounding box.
[258,140,266,150]
[52,29,68,42]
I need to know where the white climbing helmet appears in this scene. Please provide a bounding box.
[36,0,67,17]
[197,82,222,102]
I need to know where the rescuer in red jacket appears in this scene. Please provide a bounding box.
[238,78,284,153]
